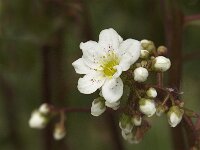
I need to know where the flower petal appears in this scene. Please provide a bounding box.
[102,77,123,103]
[78,71,106,94]
[119,39,141,71]
[98,28,123,51]
[113,65,122,78]
[80,41,103,69]
[72,58,93,74]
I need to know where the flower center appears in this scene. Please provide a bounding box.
[101,51,119,77]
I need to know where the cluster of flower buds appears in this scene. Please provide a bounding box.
[133,39,171,83]
[29,103,50,129]
[29,103,66,140]
[119,114,141,144]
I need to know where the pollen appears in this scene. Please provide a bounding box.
[101,51,119,77]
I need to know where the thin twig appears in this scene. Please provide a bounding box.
[184,14,200,23]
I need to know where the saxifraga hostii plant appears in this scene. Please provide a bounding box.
[29,28,199,144]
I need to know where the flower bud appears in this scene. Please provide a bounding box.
[134,67,149,82]
[141,39,155,53]
[105,100,120,110]
[119,114,133,134]
[153,56,171,72]
[121,130,133,141]
[146,87,157,98]
[167,106,184,127]
[39,103,50,115]
[29,110,48,129]
[157,46,167,56]
[122,131,140,144]
[53,123,66,140]
[131,115,142,126]
[139,98,156,117]
[91,97,106,116]
[140,50,149,59]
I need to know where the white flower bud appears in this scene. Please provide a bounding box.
[140,50,149,59]
[131,115,142,126]
[134,67,149,82]
[29,110,47,129]
[39,103,50,115]
[91,97,106,116]
[153,56,171,72]
[122,131,140,144]
[121,130,133,140]
[167,106,184,127]
[141,39,151,49]
[146,87,157,98]
[139,98,156,117]
[141,39,155,53]
[105,100,120,110]
[53,124,66,140]
[157,46,167,56]
[119,114,133,134]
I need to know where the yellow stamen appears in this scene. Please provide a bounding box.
[101,51,119,77]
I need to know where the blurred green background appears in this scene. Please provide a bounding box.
[0,0,200,150]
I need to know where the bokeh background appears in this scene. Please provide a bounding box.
[0,0,200,150]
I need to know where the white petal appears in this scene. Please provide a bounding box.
[98,28,123,51]
[78,71,106,94]
[102,77,123,103]
[105,100,120,110]
[72,58,93,74]
[80,41,103,69]
[113,65,122,78]
[119,39,141,71]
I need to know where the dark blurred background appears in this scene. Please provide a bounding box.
[0,0,200,150]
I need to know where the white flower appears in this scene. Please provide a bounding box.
[119,114,133,134]
[72,28,141,103]
[105,100,120,110]
[39,103,50,114]
[91,97,106,116]
[53,124,66,140]
[29,110,47,129]
[134,67,149,82]
[131,115,142,126]
[146,87,157,98]
[167,106,184,127]
[153,56,171,72]
[139,98,156,117]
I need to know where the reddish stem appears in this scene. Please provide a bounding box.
[184,14,200,23]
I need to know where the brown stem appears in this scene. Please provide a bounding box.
[157,72,163,88]
[105,112,125,150]
[50,105,123,114]
[160,0,187,150]
[41,44,54,150]
[184,14,200,23]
